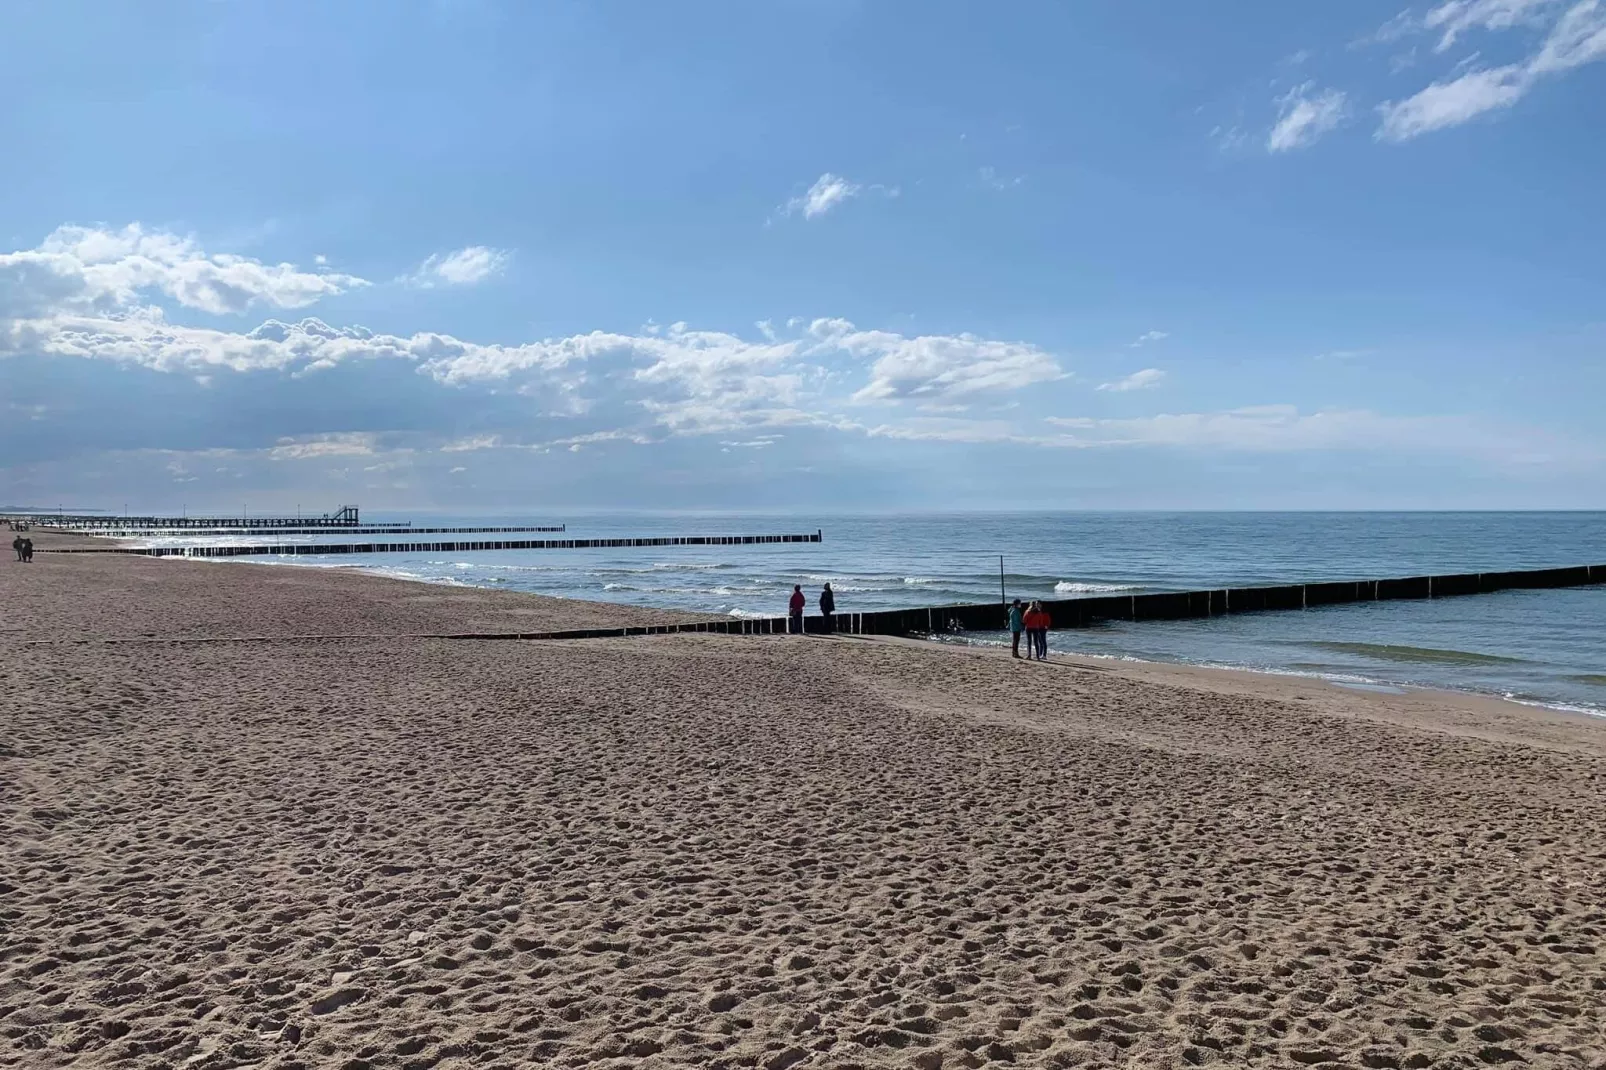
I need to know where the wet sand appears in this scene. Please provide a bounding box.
[3,542,1604,1069]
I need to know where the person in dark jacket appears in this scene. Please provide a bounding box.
[788,584,806,634]
[819,582,836,633]
[21,538,34,563]
[11,536,22,562]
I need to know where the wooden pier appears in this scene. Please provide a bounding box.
[38,505,364,530]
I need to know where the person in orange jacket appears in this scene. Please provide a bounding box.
[1024,601,1051,660]
[788,584,806,634]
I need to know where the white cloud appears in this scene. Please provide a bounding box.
[979,167,1025,190]
[1209,124,1251,153]
[1043,404,1526,455]
[862,406,1557,461]
[1357,9,1423,46]
[1425,0,1562,50]
[266,432,380,460]
[0,224,365,320]
[441,434,503,452]
[866,417,1026,445]
[780,173,862,220]
[1128,330,1169,347]
[1377,0,1606,140]
[544,430,654,450]
[1376,63,1531,138]
[1097,368,1166,392]
[412,245,510,287]
[1268,83,1348,152]
[1530,0,1606,70]
[801,318,1064,404]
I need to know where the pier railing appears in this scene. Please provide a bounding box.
[38,504,363,530]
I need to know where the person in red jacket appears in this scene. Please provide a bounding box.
[1024,601,1051,660]
[788,584,806,634]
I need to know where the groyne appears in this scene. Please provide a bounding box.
[65,524,568,538]
[287,561,1602,641]
[824,563,1604,636]
[42,531,825,557]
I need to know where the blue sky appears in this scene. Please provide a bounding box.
[2,0,1603,512]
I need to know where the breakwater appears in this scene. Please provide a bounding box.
[70,525,568,537]
[300,561,1603,641]
[42,531,826,557]
[828,563,1605,636]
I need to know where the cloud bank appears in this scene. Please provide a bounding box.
[4,223,1588,508]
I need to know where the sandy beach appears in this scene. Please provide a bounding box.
[4,541,1604,1069]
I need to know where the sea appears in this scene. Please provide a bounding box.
[132,512,1605,716]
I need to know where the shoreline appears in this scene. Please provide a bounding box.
[93,535,1604,722]
[938,632,1606,721]
[15,526,1604,731]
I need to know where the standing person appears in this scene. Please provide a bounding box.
[1030,601,1052,659]
[11,535,21,561]
[1007,598,1025,658]
[819,582,836,634]
[21,538,34,563]
[788,584,806,634]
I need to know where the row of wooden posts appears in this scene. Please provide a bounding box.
[62,525,569,538]
[43,532,827,558]
[280,563,1606,641]
[34,526,1603,639]
[832,564,1605,636]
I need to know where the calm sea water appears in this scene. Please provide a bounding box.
[137,512,1605,714]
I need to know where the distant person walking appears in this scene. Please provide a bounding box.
[1008,598,1025,658]
[788,584,806,634]
[1025,601,1050,660]
[819,582,836,634]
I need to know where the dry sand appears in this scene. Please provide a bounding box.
[3,540,1604,1069]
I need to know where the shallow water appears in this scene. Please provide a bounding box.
[133,511,1605,713]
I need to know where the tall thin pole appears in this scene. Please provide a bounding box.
[1000,555,1006,607]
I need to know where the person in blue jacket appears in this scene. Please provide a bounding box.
[1007,598,1025,658]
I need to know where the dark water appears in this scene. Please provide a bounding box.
[136,512,1605,714]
